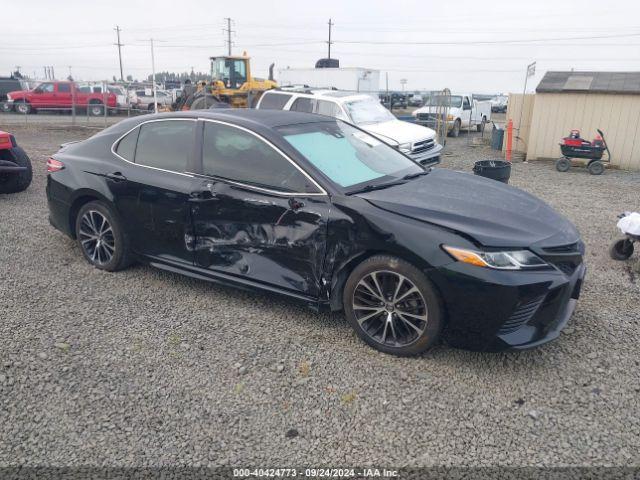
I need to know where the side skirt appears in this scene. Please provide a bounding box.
[146,256,326,312]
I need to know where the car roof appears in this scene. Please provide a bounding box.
[201,109,335,127]
[105,109,334,136]
[266,88,372,103]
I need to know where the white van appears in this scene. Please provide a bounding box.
[256,89,443,166]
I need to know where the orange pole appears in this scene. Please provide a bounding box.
[506,118,513,162]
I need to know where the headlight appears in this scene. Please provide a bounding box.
[6,94,12,101]
[398,142,412,154]
[446,114,454,121]
[442,245,548,270]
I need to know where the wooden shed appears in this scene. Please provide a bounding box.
[523,71,640,171]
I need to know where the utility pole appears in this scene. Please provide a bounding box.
[150,39,157,114]
[223,18,234,56]
[114,25,124,81]
[327,18,334,59]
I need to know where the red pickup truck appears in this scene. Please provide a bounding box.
[6,81,117,116]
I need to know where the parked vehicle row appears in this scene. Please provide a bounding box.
[256,89,443,166]
[46,110,585,356]
[413,93,492,137]
[2,80,178,115]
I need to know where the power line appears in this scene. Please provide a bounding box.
[335,31,640,46]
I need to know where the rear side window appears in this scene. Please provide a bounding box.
[290,97,315,113]
[202,122,317,193]
[316,100,340,118]
[115,127,139,161]
[134,120,195,172]
[258,92,291,110]
[58,83,71,93]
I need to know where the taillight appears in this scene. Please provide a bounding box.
[47,158,65,172]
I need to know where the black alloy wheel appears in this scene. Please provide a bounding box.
[75,201,132,271]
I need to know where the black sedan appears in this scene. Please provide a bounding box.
[46,110,585,355]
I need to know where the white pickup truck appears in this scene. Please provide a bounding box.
[412,93,491,137]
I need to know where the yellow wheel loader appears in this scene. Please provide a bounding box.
[179,53,277,110]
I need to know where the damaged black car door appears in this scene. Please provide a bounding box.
[190,119,330,298]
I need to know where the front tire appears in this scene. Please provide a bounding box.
[75,201,132,271]
[15,101,31,114]
[343,255,443,356]
[556,157,571,172]
[0,146,32,194]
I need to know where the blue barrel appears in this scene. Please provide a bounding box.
[491,126,505,150]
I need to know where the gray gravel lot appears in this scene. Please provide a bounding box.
[1,122,639,470]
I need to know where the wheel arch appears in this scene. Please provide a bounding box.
[327,248,438,312]
[68,190,111,238]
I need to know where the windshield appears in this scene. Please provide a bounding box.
[343,98,395,125]
[424,95,463,108]
[278,121,422,190]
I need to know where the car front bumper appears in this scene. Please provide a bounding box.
[408,143,444,166]
[430,259,586,352]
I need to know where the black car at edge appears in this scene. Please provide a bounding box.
[46,110,586,355]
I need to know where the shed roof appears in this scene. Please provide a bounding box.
[536,71,640,94]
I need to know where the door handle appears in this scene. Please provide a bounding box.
[106,172,127,182]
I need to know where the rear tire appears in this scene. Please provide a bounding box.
[88,103,104,117]
[556,157,571,172]
[75,201,132,271]
[0,147,32,194]
[343,255,443,356]
[476,116,486,132]
[588,160,605,175]
[449,119,461,137]
[609,238,634,261]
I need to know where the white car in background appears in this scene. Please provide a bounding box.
[77,83,128,110]
[128,88,173,111]
[256,89,443,166]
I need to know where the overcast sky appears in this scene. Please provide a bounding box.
[3,0,640,93]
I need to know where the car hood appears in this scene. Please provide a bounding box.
[361,120,436,145]
[357,168,579,248]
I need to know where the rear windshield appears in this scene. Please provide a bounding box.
[258,92,292,110]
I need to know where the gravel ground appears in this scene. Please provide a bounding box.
[1,123,639,471]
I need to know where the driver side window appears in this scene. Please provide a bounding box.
[202,122,318,194]
[39,83,54,93]
[463,97,471,110]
